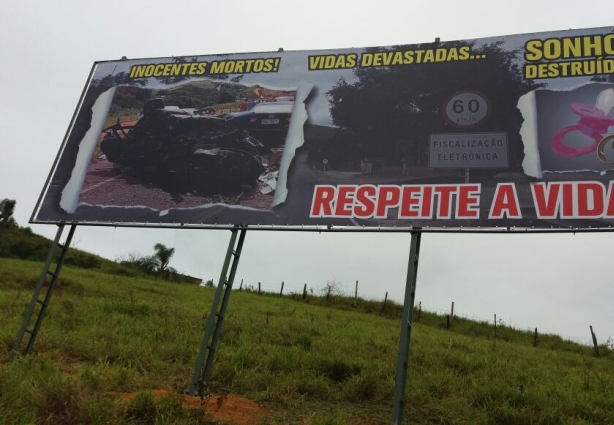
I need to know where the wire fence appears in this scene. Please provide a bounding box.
[224,278,608,348]
[422,305,603,346]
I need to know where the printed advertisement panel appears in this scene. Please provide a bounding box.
[33,26,614,230]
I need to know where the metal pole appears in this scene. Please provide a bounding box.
[9,224,65,362]
[392,229,422,425]
[25,225,77,355]
[188,229,239,394]
[197,228,246,396]
[188,227,247,396]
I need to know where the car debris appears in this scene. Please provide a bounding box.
[100,98,270,194]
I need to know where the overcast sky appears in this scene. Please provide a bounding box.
[1,0,613,345]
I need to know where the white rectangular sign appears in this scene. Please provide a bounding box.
[429,132,509,168]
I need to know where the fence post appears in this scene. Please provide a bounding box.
[533,328,538,347]
[239,279,243,291]
[417,301,421,322]
[280,281,284,297]
[326,287,331,301]
[382,291,388,313]
[258,282,261,295]
[450,302,455,321]
[590,326,600,358]
[302,283,307,300]
[355,280,358,300]
[494,314,497,339]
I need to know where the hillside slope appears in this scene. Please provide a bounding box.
[1,257,614,424]
[0,225,198,283]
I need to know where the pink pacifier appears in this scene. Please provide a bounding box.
[551,88,614,157]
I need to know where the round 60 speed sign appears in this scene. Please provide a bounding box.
[443,90,491,128]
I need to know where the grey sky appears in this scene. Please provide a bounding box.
[1,0,613,345]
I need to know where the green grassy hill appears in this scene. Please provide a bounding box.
[0,225,199,284]
[1,251,613,424]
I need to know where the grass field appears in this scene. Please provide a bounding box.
[1,257,614,424]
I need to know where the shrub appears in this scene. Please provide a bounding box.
[319,360,360,383]
[125,391,157,424]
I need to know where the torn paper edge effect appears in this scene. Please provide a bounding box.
[518,90,542,179]
[272,80,314,207]
[60,87,116,213]
[76,201,273,216]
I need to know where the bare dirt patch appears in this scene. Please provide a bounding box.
[120,390,266,425]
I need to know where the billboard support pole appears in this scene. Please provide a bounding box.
[187,226,247,397]
[9,223,77,362]
[392,229,422,425]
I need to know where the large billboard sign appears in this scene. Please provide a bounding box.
[33,26,614,231]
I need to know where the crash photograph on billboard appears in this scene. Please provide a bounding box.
[34,26,614,230]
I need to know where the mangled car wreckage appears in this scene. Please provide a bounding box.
[100,98,268,193]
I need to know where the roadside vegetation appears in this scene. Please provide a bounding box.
[1,203,613,424]
[0,217,195,284]
[1,256,614,423]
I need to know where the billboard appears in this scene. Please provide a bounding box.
[33,26,614,231]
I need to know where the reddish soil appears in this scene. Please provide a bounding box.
[79,158,274,211]
[203,394,265,425]
[120,390,266,425]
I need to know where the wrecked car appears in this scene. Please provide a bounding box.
[223,101,294,148]
[100,98,267,193]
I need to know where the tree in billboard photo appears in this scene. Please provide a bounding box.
[326,42,543,175]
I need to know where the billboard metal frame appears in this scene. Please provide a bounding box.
[27,220,614,233]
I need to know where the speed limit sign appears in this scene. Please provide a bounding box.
[443,90,490,128]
